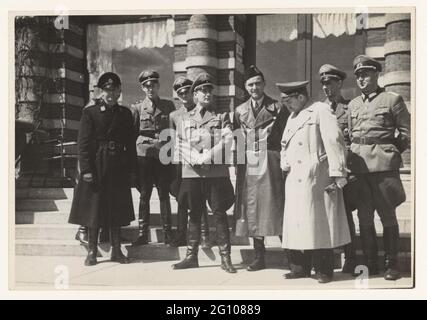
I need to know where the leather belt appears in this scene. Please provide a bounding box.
[99,140,124,151]
[352,137,395,145]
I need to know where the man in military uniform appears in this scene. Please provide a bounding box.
[233,65,289,271]
[318,64,357,275]
[69,72,136,266]
[169,77,211,248]
[348,55,410,280]
[171,73,236,273]
[131,70,176,246]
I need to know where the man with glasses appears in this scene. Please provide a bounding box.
[233,65,289,272]
[347,55,410,280]
[169,76,211,249]
[132,70,175,246]
[171,73,236,273]
[318,64,357,276]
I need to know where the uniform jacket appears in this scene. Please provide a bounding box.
[280,101,350,249]
[347,88,411,173]
[323,96,351,146]
[69,99,136,228]
[233,95,289,237]
[175,104,232,179]
[132,96,175,158]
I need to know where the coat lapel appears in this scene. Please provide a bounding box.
[282,106,314,147]
[238,100,255,128]
[254,95,277,129]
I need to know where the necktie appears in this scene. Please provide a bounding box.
[200,107,206,119]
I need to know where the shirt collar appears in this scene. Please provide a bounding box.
[251,95,265,108]
[361,87,383,102]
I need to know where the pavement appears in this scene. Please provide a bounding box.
[12,255,413,290]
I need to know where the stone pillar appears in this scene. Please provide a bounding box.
[384,13,411,168]
[173,14,246,113]
[364,14,386,85]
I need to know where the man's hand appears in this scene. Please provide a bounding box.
[82,173,94,183]
[334,177,347,189]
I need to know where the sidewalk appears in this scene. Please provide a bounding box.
[13,256,413,290]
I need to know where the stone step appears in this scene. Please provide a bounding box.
[14,210,234,226]
[15,198,180,213]
[14,240,412,272]
[14,224,412,252]
[14,208,412,234]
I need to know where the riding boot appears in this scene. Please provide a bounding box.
[216,214,236,273]
[84,228,99,266]
[132,219,149,246]
[160,199,173,245]
[110,227,129,264]
[383,225,401,280]
[200,208,211,249]
[247,237,266,271]
[172,220,200,269]
[360,225,379,275]
[170,204,188,247]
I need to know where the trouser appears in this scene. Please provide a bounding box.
[287,249,334,277]
[137,156,172,233]
[355,171,405,267]
[176,202,210,239]
[179,177,235,254]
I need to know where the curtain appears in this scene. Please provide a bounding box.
[87,19,175,90]
[257,13,360,43]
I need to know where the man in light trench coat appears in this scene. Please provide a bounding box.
[279,81,351,283]
[233,65,289,271]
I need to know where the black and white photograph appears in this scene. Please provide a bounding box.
[5,1,424,300]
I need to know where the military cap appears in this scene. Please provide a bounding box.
[353,55,382,73]
[276,81,309,97]
[173,76,193,93]
[191,73,214,92]
[319,64,347,82]
[244,65,265,82]
[138,70,160,85]
[96,72,121,89]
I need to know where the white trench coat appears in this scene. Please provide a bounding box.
[280,101,351,250]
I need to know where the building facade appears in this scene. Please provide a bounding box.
[15,13,412,186]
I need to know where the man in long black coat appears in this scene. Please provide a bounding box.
[69,72,136,266]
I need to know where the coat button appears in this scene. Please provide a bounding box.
[298,142,303,146]
[298,179,302,183]
[298,160,302,164]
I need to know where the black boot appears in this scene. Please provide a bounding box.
[200,208,212,249]
[172,220,200,269]
[360,225,379,276]
[247,238,266,271]
[160,199,172,245]
[342,210,357,275]
[216,215,236,273]
[283,250,312,279]
[75,226,88,244]
[110,227,129,264]
[383,225,401,281]
[170,204,188,247]
[132,219,149,246]
[84,228,99,266]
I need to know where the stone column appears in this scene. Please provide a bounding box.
[384,13,411,168]
[364,14,386,85]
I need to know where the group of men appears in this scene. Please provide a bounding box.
[69,54,410,284]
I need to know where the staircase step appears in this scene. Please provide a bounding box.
[15,224,411,252]
[14,240,412,272]
[15,210,234,226]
